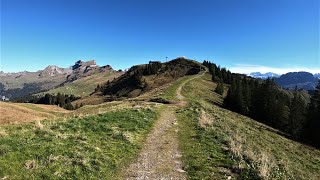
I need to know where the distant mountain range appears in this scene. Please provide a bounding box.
[249,71,320,80]
[0,60,119,99]
[249,72,280,79]
[314,73,320,79]
[249,71,319,90]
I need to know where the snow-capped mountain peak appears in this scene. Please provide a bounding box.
[249,72,280,79]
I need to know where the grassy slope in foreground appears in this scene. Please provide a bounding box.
[0,102,69,124]
[0,108,158,179]
[177,73,320,179]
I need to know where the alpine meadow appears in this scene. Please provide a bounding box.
[1,0,319,179]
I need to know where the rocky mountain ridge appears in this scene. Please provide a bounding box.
[0,60,115,99]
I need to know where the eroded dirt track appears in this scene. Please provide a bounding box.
[123,107,186,180]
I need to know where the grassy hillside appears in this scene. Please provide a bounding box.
[42,71,122,97]
[176,73,320,179]
[1,70,319,179]
[0,102,68,124]
[0,108,158,179]
[101,58,204,100]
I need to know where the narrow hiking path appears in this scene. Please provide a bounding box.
[123,70,206,180]
[176,71,206,102]
[123,107,186,179]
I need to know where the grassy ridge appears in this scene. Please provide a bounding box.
[177,73,320,179]
[159,75,198,101]
[0,109,158,179]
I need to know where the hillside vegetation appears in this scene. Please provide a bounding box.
[101,58,203,99]
[0,108,159,179]
[43,71,122,97]
[0,60,319,179]
[203,61,319,147]
[176,73,320,179]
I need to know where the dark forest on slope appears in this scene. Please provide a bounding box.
[203,61,320,148]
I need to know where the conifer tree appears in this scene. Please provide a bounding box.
[304,81,320,147]
[215,81,224,95]
[289,90,306,139]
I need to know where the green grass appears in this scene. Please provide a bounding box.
[177,73,320,179]
[159,75,198,101]
[0,108,158,179]
[18,103,45,112]
[176,104,236,179]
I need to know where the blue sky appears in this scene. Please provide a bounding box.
[1,0,319,74]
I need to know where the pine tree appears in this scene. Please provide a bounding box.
[95,84,101,91]
[304,81,320,147]
[224,79,237,110]
[65,102,74,110]
[234,79,245,114]
[289,91,306,139]
[242,78,251,115]
[215,81,224,95]
[210,65,216,82]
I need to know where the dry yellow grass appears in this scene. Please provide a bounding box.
[0,127,7,137]
[0,102,50,124]
[198,109,213,128]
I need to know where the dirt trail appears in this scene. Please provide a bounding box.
[176,71,206,103]
[123,107,186,179]
[123,70,206,179]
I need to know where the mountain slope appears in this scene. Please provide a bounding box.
[42,70,123,97]
[73,57,204,106]
[177,73,320,179]
[0,60,117,99]
[101,58,203,99]
[275,71,318,90]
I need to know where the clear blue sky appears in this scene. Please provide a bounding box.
[1,0,319,74]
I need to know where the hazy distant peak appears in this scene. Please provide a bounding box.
[39,65,72,77]
[275,71,318,90]
[249,72,280,79]
[314,73,320,79]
